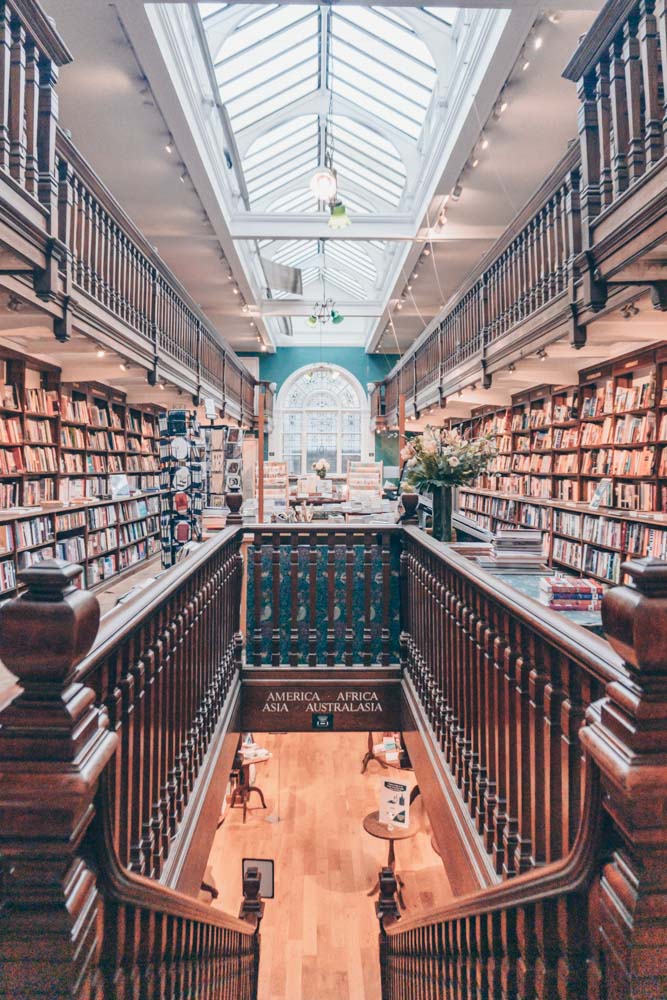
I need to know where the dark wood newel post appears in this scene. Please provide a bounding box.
[584,557,667,1000]
[0,560,117,999]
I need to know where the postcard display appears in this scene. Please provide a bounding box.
[204,425,243,508]
[159,410,205,568]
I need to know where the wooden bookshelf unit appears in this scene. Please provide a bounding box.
[454,343,667,585]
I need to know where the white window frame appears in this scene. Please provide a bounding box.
[271,363,374,475]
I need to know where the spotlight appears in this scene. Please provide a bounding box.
[159,381,165,391]
[179,170,187,183]
[233,287,239,295]
[242,304,249,313]
[396,301,403,311]
[423,247,431,257]
[534,36,543,50]
[96,349,106,358]
[481,137,489,150]
[500,99,508,113]
[119,360,130,371]
[451,183,463,200]
[165,138,174,154]
[472,158,480,168]
[537,348,548,361]
[522,60,531,71]
[508,362,516,372]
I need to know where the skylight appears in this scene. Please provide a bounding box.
[203,3,441,217]
[258,238,380,301]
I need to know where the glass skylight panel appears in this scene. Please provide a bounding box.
[199,3,227,20]
[327,243,376,282]
[332,118,405,179]
[422,7,457,25]
[266,190,319,214]
[245,115,317,161]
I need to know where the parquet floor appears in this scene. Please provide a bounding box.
[206,731,453,1000]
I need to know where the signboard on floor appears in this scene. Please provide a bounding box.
[241,672,402,732]
[379,778,410,830]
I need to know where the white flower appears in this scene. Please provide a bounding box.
[421,439,438,456]
[447,455,460,468]
[400,443,416,461]
[406,456,418,468]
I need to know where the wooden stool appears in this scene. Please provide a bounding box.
[229,755,268,823]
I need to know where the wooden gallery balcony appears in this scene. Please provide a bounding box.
[375,0,667,428]
[0,0,256,421]
[0,523,666,998]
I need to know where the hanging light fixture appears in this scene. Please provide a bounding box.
[310,166,338,202]
[328,201,351,229]
[306,298,344,327]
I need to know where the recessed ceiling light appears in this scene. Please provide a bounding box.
[96,349,105,358]
[481,137,489,150]
[534,36,543,50]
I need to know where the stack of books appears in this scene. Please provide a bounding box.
[539,575,604,611]
[478,529,545,573]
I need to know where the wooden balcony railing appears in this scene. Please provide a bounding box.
[246,525,403,668]
[381,528,667,999]
[381,146,582,419]
[564,0,667,235]
[0,1,256,420]
[0,528,260,998]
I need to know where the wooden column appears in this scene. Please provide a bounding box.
[257,384,265,523]
[398,392,406,460]
[0,561,116,999]
[586,557,667,1000]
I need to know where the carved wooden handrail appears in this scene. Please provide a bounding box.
[383,540,667,1000]
[0,528,255,997]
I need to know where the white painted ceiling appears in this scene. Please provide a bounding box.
[43,0,603,361]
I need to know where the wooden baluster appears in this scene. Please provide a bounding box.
[380,530,391,666]
[623,11,646,182]
[252,532,263,666]
[271,531,281,666]
[140,619,158,876]
[8,13,25,185]
[639,0,663,165]
[528,632,548,865]
[57,157,73,292]
[0,561,115,998]
[326,532,337,667]
[481,613,498,854]
[36,53,59,228]
[288,530,300,666]
[491,619,508,874]
[473,613,489,833]
[543,645,564,864]
[657,0,667,148]
[23,37,38,196]
[362,531,373,667]
[128,632,146,874]
[576,70,601,237]
[595,56,613,208]
[513,621,534,874]
[501,611,519,878]
[608,34,630,199]
[344,532,355,667]
[0,2,10,174]
[308,531,318,666]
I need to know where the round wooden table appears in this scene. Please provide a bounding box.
[363,809,418,909]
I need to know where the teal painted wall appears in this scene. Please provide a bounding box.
[240,348,400,474]
[240,347,398,389]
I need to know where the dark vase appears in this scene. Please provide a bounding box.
[431,485,453,543]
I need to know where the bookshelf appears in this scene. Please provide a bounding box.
[0,491,162,596]
[455,343,667,585]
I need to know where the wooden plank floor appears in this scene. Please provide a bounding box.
[205,732,453,1000]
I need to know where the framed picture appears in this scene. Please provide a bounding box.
[226,473,241,491]
[225,459,241,477]
[242,858,274,899]
[226,427,242,444]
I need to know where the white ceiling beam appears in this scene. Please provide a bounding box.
[164,1,599,7]
[230,216,506,241]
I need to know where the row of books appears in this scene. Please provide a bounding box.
[0,416,22,443]
[15,516,54,550]
[25,387,58,415]
[0,558,16,593]
[88,430,126,452]
[24,446,58,473]
[512,454,552,475]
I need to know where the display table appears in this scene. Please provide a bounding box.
[363,809,418,909]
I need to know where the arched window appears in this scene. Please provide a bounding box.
[274,365,371,475]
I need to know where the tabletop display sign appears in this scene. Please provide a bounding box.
[379,778,410,830]
[589,478,612,510]
[312,712,334,730]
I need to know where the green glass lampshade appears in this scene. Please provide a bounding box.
[328,201,351,230]
[306,314,318,327]
[331,310,344,324]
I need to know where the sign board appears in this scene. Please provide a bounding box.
[242,675,401,732]
[379,778,410,830]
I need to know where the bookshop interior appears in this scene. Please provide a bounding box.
[2,0,667,998]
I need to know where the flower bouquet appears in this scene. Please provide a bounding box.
[401,427,496,541]
[312,458,330,480]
